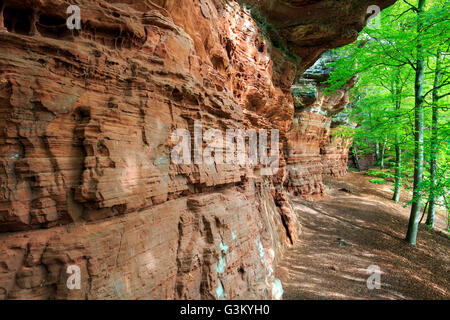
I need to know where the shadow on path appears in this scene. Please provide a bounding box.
[275,172,449,300]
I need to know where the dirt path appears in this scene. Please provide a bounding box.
[276,172,449,300]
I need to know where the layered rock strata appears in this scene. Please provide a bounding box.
[285,53,355,198]
[0,0,394,299]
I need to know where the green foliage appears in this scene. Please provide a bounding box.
[370,178,387,184]
[330,125,355,139]
[366,168,395,179]
[326,0,450,238]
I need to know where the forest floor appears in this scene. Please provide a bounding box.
[275,171,449,300]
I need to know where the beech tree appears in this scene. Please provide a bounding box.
[326,0,450,245]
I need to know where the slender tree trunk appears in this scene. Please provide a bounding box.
[406,0,426,246]
[392,71,404,203]
[352,144,361,171]
[380,135,387,169]
[419,200,429,224]
[393,98,402,203]
[393,143,402,203]
[426,50,442,229]
[375,140,380,163]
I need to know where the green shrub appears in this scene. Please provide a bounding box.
[365,168,394,179]
[369,178,386,184]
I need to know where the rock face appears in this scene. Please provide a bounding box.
[286,54,355,199]
[0,0,394,299]
[349,152,377,171]
[322,125,353,178]
[238,0,396,74]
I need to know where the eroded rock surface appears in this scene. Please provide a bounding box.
[286,53,354,199]
[238,0,396,74]
[0,0,394,299]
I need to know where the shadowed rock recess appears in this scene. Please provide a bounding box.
[0,0,395,299]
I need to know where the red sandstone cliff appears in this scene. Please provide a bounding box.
[286,54,356,198]
[0,0,394,299]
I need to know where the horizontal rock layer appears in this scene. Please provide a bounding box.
[0,0,394,299]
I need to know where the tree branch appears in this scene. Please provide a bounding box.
[403,0,419,12]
